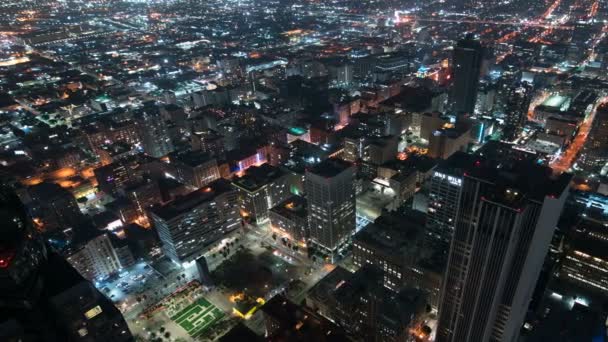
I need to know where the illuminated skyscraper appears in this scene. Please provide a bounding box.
[503,82,533,142]
[427,154,468,247]
[449,36,484,119]
[436,155,570,342]
[135,105,174,158]
[305,158,355,261]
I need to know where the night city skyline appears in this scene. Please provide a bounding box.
[1,0,608,341]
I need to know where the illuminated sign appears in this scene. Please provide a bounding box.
[433,172,462,187]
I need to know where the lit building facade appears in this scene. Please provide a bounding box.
[168,150,220,189]
[269,195,308,243]
[426,154,467,247]
[305,158,355,260]
[135,105,174,158]
[149,179,240,264]
[232,164,290,225]
[579,104,608,172]
[560,217,608,294]
[66,232,123,281]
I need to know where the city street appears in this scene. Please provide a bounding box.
[550,96,607,173]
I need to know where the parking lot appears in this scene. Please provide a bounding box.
[97,262,159,303]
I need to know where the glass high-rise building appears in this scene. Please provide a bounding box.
[450,36,484,119]
[436,155,571,342]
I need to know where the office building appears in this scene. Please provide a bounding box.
[427,125,471,159]
[149,179,240,264]
[124,178,162,226]
[326,60,354,87]
[65,232,123,282]
[353,210,443,307]
[261,294,349,342]
[232,164,290,225]
[96,141,137,166]
[307,265,428,342]
[83,118,140,156]
[427,142,537,247]
[436,154,571,342]
[269,195,308,243]
[305,158,355,260]
[502,82,533,141]
[449,36,484,118]
[191,129,226,158]
[134,105,174,158]
[24,182,83,231]
[94,154,164,196]
[559,215,608,294]
[362,135,399,166]
[168,150,220,189]
[426,153,468,247]
[579,103,608,172]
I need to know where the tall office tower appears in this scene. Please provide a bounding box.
[449,36,483,119]
[503,82,533,142]
[426,154,468,247]
[134,105,174,158]
[578,103,608,172]
[436,155,571,342]
[149,179,239,265]
[305,158,355,261]
[0,186,133,341]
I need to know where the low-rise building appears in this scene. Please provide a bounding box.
[232,164,290,225]
[269,195,308,244]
